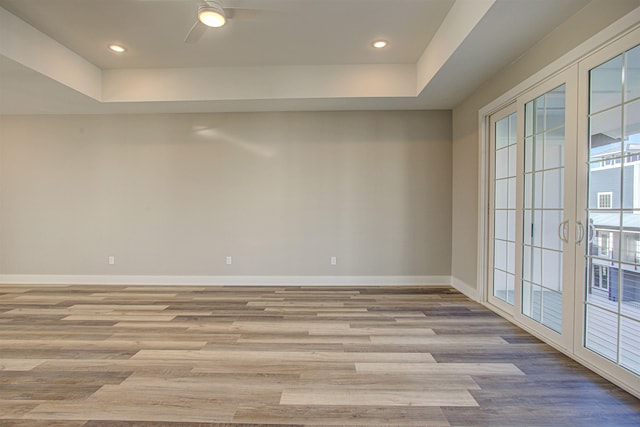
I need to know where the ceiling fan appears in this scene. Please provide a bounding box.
[186,0,232,43]
[139,0,270,43]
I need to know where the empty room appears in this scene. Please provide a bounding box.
[1,0,640,425]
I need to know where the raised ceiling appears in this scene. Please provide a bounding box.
[0,0,592,114]
[0,0,456,68]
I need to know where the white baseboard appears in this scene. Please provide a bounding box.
[0,274,452,287]
[450,276,479,301]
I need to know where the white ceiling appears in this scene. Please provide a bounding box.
[0,0,593,114]
[0,0,457,68]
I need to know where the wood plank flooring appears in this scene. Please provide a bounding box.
[0,284,638,426]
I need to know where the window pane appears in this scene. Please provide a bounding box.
[496,117,509,149]
[590,54,623,114]
[588,162,621,209]
[508,177,517,210]
[620,265,640,320]
[585,305,619,362]
[543,127,565,170]
[532,209,543,247]
[508,144,517,177]
[506,273,515,305]
[543,168,564,209]
[525,137,534,173]
[624,45,640,102]
[523,246,542,285]
[509,113,517,144]
[496,148,509,179]
[525,100,534,137]
[590,229,618,261]
[534,134,544,171]
[522,245,531,280]
[495,179,508,209]
[494,268,507,298]
[494,209,508,240]
[524,174,543,210]
[522,281,532,317]
[620,317,640,375]
[524,174,533,209]
[621,232,640,265]
[545,86,566,130]
[590,107,622,162]
[535,96,546,134]
[621,212,640,264]
[624,99,640,151]
[586,262,618,311]
[531,283,542,322]
[542,249,562,292]
[542,209,563,251]
[507,241,516,273]
[532,247,542,284]
[542,289,562,332]
[534,172,543,209]
[523,210,532,246]
[507,209,516,242]
[494,239,507,271]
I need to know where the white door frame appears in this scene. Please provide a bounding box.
[476,7,640,398]
[573,26,640,397]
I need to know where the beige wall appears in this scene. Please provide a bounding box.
[0,110,451,277]
[451,0,640,289]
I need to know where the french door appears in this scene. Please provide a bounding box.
[487,28,640,393]
[575,32,640,387]
[488,69,577,351]
[517,73,578,350]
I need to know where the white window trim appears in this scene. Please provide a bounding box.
[597,192,613,209]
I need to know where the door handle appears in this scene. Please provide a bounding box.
[588,221,596,244]
[558,220,569,243]
[576,220,585,244]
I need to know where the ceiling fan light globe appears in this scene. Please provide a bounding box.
[198,7,226,27]
[372,40,387,49]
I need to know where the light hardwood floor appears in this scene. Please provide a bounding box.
[0,284,638,426]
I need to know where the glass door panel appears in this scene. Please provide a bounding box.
[490,108,517,307]
[486,68,577,351]
[522,84,567,333]
[483,23,640,395]
[583,43,640,377]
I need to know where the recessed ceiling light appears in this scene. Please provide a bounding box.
[108,44,127,53]
[372,40,388,49]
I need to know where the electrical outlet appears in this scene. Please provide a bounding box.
[331,256,337,265]
[226,256,232,265]
[108,256,115,265]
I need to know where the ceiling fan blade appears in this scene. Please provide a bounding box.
[184,20,208,43]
